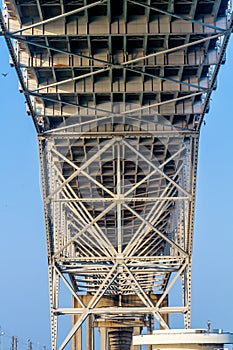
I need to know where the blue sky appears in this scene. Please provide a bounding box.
[192,38,233,330]
[0,34,232,349]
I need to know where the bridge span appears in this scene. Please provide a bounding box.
[0,0,232,349]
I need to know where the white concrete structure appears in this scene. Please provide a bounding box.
[133,329,233,349]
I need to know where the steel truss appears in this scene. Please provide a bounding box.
[39,126,196,349]
[1,0,232,349]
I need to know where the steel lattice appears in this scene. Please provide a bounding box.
[0,0,232,349]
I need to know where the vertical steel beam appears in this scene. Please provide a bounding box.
[99,328,109,350]
[86,316,94,350]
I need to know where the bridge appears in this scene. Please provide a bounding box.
[0,0,232,349]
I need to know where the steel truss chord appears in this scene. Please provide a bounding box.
[198,13,233,128]
[0,10,39,131]
[54,306,188,315]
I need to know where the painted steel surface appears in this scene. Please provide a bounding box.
[0,0,232,349]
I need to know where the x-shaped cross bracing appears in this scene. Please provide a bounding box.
[45,137,191,259]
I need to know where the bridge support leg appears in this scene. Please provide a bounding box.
[100,328,109,350]
[72,299,82,350]
[86,315,94,350]
[131,327,141,350]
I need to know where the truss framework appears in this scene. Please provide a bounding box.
[1,0,232,349]
[39,127,195,350]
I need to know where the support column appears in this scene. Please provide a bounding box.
[131,327,141,350]
[148,314,154,350]
[100,328,109,350]
[72,297,82,350]
[86,315,94,350]
[72,320,82,350]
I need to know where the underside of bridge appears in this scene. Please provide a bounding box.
[1,0,232,349]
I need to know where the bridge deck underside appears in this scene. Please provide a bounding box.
[1,0,232,349]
